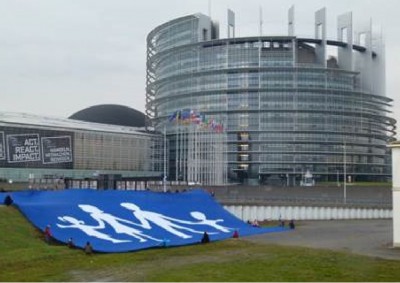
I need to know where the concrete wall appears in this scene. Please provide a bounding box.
[224,205,392,221]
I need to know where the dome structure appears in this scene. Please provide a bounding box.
[69,104,146,128]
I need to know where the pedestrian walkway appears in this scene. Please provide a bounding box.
[246,219,400,260]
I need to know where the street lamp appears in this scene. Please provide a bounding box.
[163,125,167,193]
[336,169,339,187]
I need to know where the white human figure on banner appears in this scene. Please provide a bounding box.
[120,202,207,239]
[189,211,233,233]
[79,204,162,243]
[57,216,130,243]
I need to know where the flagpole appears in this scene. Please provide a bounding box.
[163,124,167,193]
[343,142,347,204]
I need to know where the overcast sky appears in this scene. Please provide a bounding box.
[1,0,399,124]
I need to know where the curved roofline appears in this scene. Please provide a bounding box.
[0,111,154,137]
[147,13,207,42]
[69,104,146,128]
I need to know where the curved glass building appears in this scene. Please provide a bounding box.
[146,8,396,185]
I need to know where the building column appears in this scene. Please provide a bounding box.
[389,142,400,247]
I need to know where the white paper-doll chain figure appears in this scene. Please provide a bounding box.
[120,202,206,239]
[78,204,162,243]
[57,216,130,243]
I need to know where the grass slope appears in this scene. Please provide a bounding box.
[1,205,400,281]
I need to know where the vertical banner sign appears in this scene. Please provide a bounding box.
[41,136,73,164]
[0,131,5,160]
[7,134,41,163]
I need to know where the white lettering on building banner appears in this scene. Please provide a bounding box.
[7,134,41,163]
[41,136,73,164]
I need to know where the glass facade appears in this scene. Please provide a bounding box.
[147,14,396,185]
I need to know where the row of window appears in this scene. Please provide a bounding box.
[152,17,199,52]
[73,133,162,172]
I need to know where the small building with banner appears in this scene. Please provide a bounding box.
[0,106,164,189]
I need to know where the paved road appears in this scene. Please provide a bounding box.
[245,219,400,260]
[212,185,392,207]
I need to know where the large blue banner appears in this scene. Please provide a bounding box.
[3,189,287,253]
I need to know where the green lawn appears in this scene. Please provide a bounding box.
[1,205,400,281]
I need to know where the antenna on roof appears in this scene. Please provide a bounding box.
[259,6,263,37]
[227,9,235,38]
[208,0,211,18]
[288,5,295,36]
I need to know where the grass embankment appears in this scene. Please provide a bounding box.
[1,205,400,281]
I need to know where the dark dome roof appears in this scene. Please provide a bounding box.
[69,104,146,128]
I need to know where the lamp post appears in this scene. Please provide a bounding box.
[336,169,339,187]
[343,142,347,204]
[163,125,167,193]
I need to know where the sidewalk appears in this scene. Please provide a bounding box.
[246,219,400,260]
